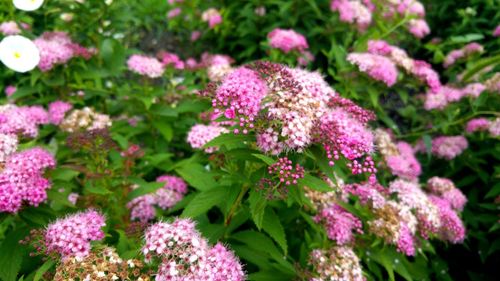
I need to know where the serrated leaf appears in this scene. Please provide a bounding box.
[33,260,55,281]
[249,190,267,229]
[153,121,173,142]
[252,154,276,165]
[297,174,332,192]
[0,228,29,281]
[262,207,288,255]
[181,187,227,218]
[50,168,80,181]
[175,163,217,191]
[204,133,254,150]
[127,181,164,200]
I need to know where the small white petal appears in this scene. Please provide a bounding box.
[13,0,44,11]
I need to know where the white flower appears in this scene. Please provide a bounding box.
[0,35,40,72]
[13,0,44,11]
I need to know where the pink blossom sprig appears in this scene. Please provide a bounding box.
[268,157,305,186]
[314,204,363,245]
[127,54,165,78]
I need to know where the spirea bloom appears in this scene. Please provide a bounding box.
[0,35,40,72]
[202,8,222,29]
[4,85,16,97]
[386,142,421,180]
[158,51,184,69]
[494,25,500,37]
[268,157,305,186]
[206,243,246,281]
[34,32,95,72]
[423,84,484,110]
[59,107,112,132]
[13,0,44,11]
[127,54,164,78]
[443,42,484,68]
[429,196,466,243]
[167,7,181,18]
[0,104,48,137]
[431,136,468,160]
[0,21,21,35]
[347,53,398,86]
[48,101,73,125]
[309,246,364,281]
[466,118,491,133]
[0,148,55,212]
[408,19,430,39]
[330,0,373,30]
[127,176,188,222]
[0,133,18,162]
[45,210,106,260]
[426,177,467,211]
[187,124,228,153]
[267,28,309,53]
[488,118,500,137]
[314,204,363,245]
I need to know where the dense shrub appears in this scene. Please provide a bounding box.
[0,0,499,280]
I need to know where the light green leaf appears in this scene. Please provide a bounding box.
[262,207,288,255]
[181,187,227,218]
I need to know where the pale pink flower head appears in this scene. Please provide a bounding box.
[158,51,184,69]
[267,28,309,53]
[0,133,18,163]
[386,141,421,180]
[202,8,222,29]
[191,30,201,42]
[187,124,228,153]
[48,100,73,125]
[429,196,466,243]
[314,204,363,245]
[347,53,398,86]
[309,246,365,281]
[367,39,393,56]
[431,136,468,160]
[488,118,500,137]
[127,54,164,78]
[330,0,373,30]
[207,243,245,281]
[412,60,441,92]
[408,19,430,39]
[167,7,181,19]
[44,210,106,260]
[466,118,491,133]
[494,25,500,37]
[0,104,48,137]
[0,21,21,35]
[4,85,16,97]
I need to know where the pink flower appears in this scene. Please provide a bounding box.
[386,142,421,180]
[45,210,105,260]
[207,243,245,281]
[202,8,222,29]
[431,136,468,160]
[48,100,72,125]
[127,54,165,78]
[330,0,373,30]
[314,204,363,244]
[466,118,491,133]
[444,42,484,68]
[187,124,228,153]
[309,246,365,281]
[408,19,430,39]
[429,196,466,243]
[0,104,48,137]
[191,30,201,41]
[0,21,21,35]
[67,192,79,205]
[158,51,184,69]
[167,7,181,18]
[489,118,500,137]
[347,53,398,86]
[268,157,305,186]
[34,32,95,72]
[494,25,500,37]
[267,28,309,53]
[4,85,16,97]
[0,133,18,162]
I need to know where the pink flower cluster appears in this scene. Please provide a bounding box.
[444,42,484,68]
[127,175,188,222]
[202,8,222,29]
[167,7,182,19]
[309,246,365,281]
[386,142,422,180]
[268,157,305,186]
[494,25,500,37]
[158,51,185,69]
[0,21,21,35]
[408,19,430,39]
[127,54,165,78]
[48,100,73,125]
[4,85,16,97]
[368,40,441,91]
[0,104,49,138]
[314,204,363,245]
[143,218,245,280]
[384,0,429,38]
[0,148,56,213]
[203,62,376,178]
[424,83,486,110]
[426,177,467,211]
[187,124,228,153]
[44,210,106,260]
[0,133,18,162]
[347,52,398,86]
[34,32,96,72]
[466,118,491,133]
[430,136,468,160]
[267,28,309,53]
[330,0,373,30]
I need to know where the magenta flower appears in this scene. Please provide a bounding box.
[202,8,222,29]
[431,136,468,160]
[127,54,165,78]
[187,124,228,153]
[267,28,309,53]
[347,52,398,86]
[48,100,72,125]
[314,204,363,244]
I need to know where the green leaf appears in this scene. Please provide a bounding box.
[249,189,267,229]
[204,133,254,150]
[0,228,28,281]
[175,163,217,191]
[262,207,288,255]
[85,181,112,195]
[150,104,179,117]
[252,154,276,165]
[297,174,332,192]
[153,121,173,142]
[127,181,164,200]
[50,167,80,181]
[181,187,227,218]
[10,86,38,100]
[33,260,55,281]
